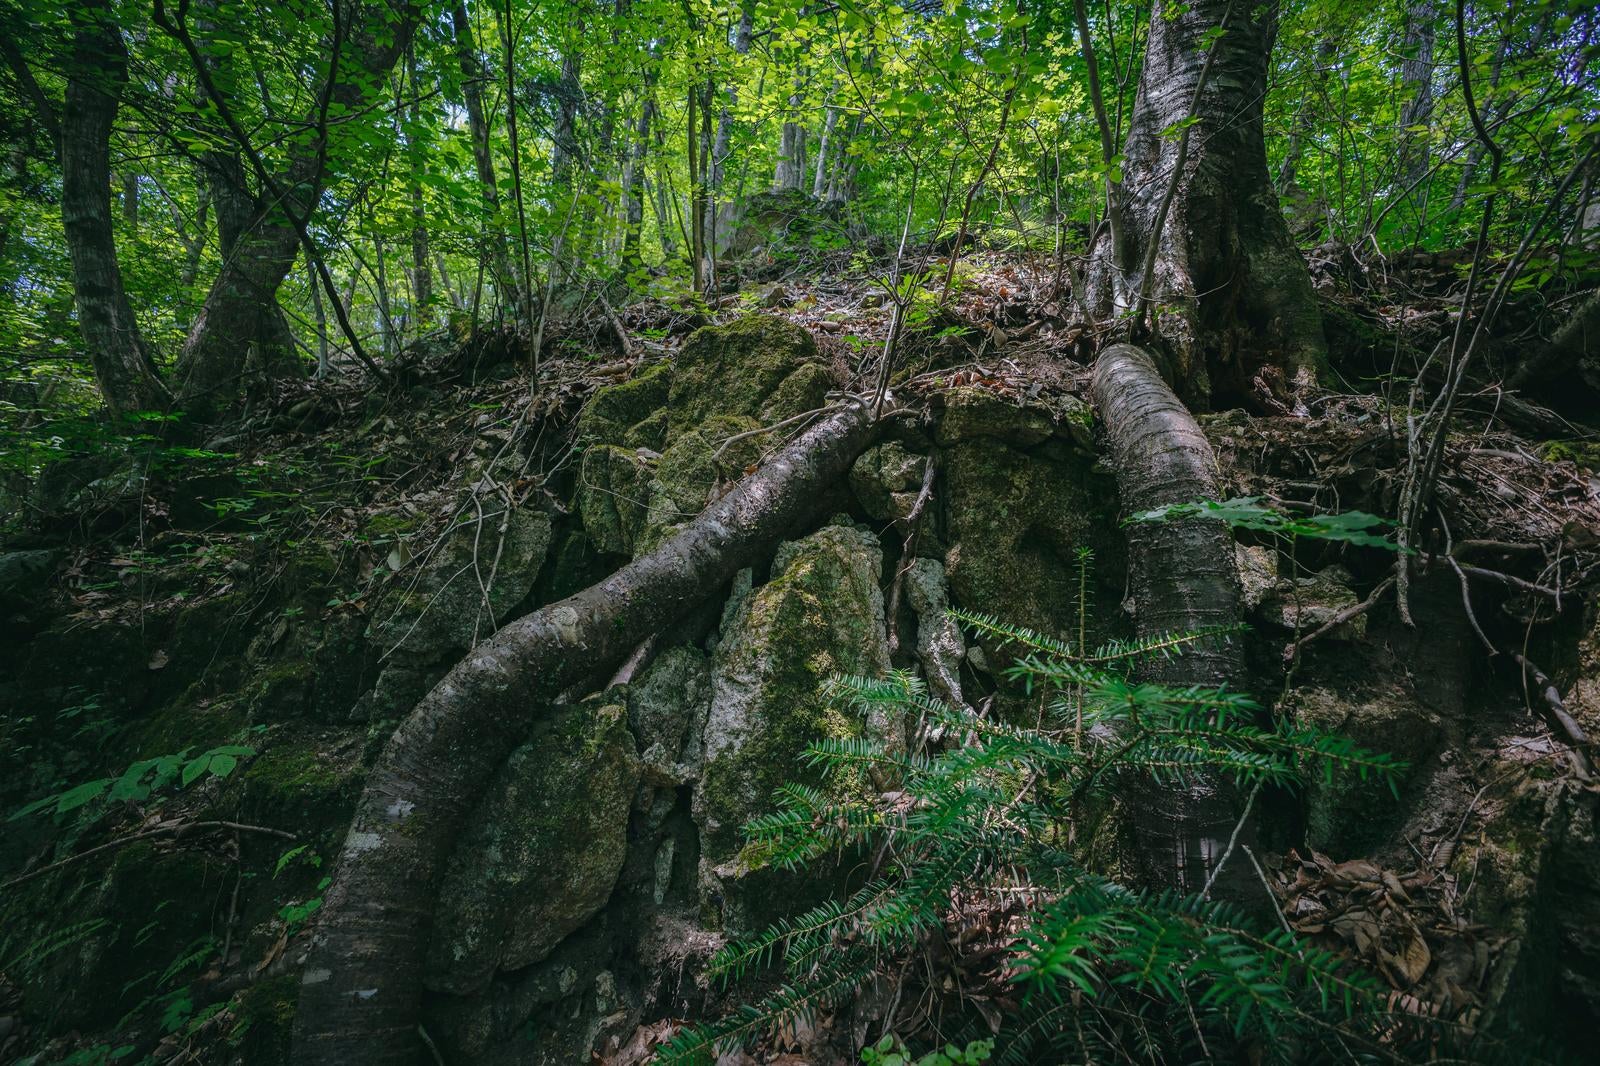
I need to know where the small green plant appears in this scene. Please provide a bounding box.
[658,612,1404,1064]
[279,876,333,932]
[8,744,257,822]
[863,1035,992,1066]
[1129,496,1404,550]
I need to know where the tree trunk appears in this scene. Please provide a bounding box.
[58,0,171,418]
[292,400,881,1065]
[812,93,838,199]
[309,258,330,377]
[405,44,432,329]
[1084,0,1324,407]
[551,45,581,186]
[825,114,863,204]
[172,1,419,418]
[1396,0,1437,200]
[622,92,654,267]
[450,1,521,317]
[711,1,755,248]
[1091,343,1245,892]
[774,71,807,192]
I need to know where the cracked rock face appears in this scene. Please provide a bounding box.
[577,315,835,558]
[694,523,894,934]
[427,696,639,995]
[849,441,929,522]
[904,557,965,710]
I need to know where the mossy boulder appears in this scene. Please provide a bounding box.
[935,387,1054,448]
[1256,565,1367,641]
[577,360,672,444]
[759,360,833,423]
[427,697,639,995]
[849,442,930,522]
[628,645,710,773]
[0,843,219,1032]
[622,407,670,451]
[577,445,652,556]
[667,315,822,432]
[575,316,830,560]
[695,524,894,934]
[227,971,299,1065]
[371,506,551,656]
[637,415,766,553]
[240,733,364,839]
[0,549,58,616]
[942,437,1119,646]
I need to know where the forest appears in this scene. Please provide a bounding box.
[1,0,1598,1063]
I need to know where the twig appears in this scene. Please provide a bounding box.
[1242,845,1293,936]
[1201,779,1261,900]
[595,287,634,360]
[1447,554,1498,655]
[1454,562,1561,601]
[711,404,840,459]
[1507,650,1595,779]
[1283,575,1395,663]
[4,820,295,890]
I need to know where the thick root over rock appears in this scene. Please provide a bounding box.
[291,400,881,1065]
[1091,343,1246,891]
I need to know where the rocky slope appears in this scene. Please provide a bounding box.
[2,265,1598,1064]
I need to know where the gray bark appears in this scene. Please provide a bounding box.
[774,71,807,192]
[1396,0,1437,197]
[1091,343,1244,891]
[711,1,755,249]
[1084,0,1324,406]
[450,1,521,318]
[171,1,419,418]
[405,44,432,328]
[56,0,171,417]
[292,399,881,1065]
[812,96,838,199]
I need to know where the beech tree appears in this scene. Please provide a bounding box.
[0,1,1596,1060]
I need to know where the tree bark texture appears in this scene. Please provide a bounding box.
[1091,343,1245,891]
[405,44,432,327]
[174,1,418,418]
[59,0,171,418]
[451,1,521,316]
[1396,0,1437,194]
[292,400,882,1065]
[1085,0,1324,407]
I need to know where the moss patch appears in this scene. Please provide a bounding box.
[427,697,639,994]
[695,525,892,933]
[578,360,673,444]
[228,972,299,1065]
[667,314,820,432]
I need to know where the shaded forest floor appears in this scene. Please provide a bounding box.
[4,239,1600,1064]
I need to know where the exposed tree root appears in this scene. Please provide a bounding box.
[1091,343,1245,891]
[292,399,882,1065]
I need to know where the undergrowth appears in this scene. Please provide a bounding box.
[655,607,1463,1064]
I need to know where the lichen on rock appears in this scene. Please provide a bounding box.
[849,441,929,523]
[427,696,640,994]
[666,314,825,432]
[942,435,1118,647]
